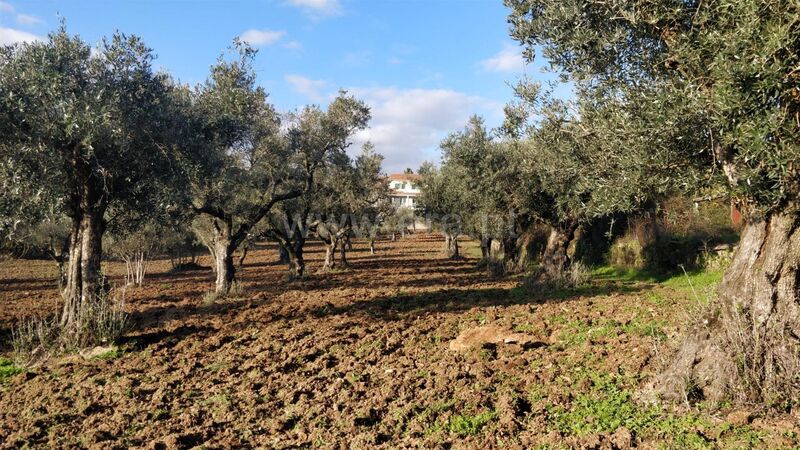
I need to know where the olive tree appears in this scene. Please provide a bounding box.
[380,204,413,241]
[0,29,183,331]
[187,43,302,294]
[416,162,466,259]
[434,116,540,272]
[3,209,71,288]
[350,143,391,255]
[264,96,371,277]
[311,142,383,270]
[506,0,800,404]
[332,142,387,266]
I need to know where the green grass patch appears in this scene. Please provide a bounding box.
[555,317,667,347]
[621,319,668,340]
[544,369,775,448]
[591,265,660,283]
[463,244,483,260]
[447,409,497,436]
[661,269,723,291]
[91,347,121,360]
[549,371,656,436]
[0,358,22,381]
[513,322,538,333]
[592,264,723,292]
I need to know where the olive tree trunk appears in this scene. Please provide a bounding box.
[501,235,520,272]
[649,210,800,404]
[444,233,460,259]
[287,245,305,278]
[480,236,491,260]
[541,223,577,276]
[238,245,249,268]
[60,209,105,329]
[339,240,348,267]
[45,235,70,289]
[213,238,236,295]
[278,242,290,264]
[323,241,337,270]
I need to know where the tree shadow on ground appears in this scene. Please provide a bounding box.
[0,234,652,352]
[305,281,648,321]
[121,269,649,351]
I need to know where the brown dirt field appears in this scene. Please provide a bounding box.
[0,234,797,449]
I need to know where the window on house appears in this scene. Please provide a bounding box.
[402,182,407,189]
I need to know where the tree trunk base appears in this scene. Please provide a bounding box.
[541,225,575,277]
[643,211,800,406]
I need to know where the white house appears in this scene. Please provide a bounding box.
[386,172,429,231]
[387,173,421,209]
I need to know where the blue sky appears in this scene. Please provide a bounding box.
[0,0,565,173]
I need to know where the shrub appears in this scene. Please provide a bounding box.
[523,261,591,295]
[12,289,128,366]
[0,358,23,381]
[12,315,58,366]
[202,291,219,306]
[608,236,646,269]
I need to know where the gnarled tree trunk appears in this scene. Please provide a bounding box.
[542,222,578,276]
[46,235,70,289]
[213,238,236,295]
[316,220,349,272]
[444,233,460,259]
[278,242,290,264]
[323,241,337,270]
[339,240,348,267]
[648,210,800,404]
[501,235,520,273]
[282,236,306,279]
[287,244,305,278]
[480,236,491,260]
[60,208,105,329]
[238,245,249,268]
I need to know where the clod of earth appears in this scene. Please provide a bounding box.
[448,325,533,352]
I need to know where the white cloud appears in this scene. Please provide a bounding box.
[239,29,286,46]
[479,45,526,73]
[16,13,41,25]
[0,27,41,46]
[0,2,13,13]
[286,0,342,17]
[284,74,328,102]
[283,40,302,50]
[348,88,502,173]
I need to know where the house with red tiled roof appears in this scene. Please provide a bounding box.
[386,173,421,209]
[385,172,429,231]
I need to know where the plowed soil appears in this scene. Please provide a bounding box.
[0,234,797,449]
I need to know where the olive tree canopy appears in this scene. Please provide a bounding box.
[506,0,800,404]
[0,28,185,330]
